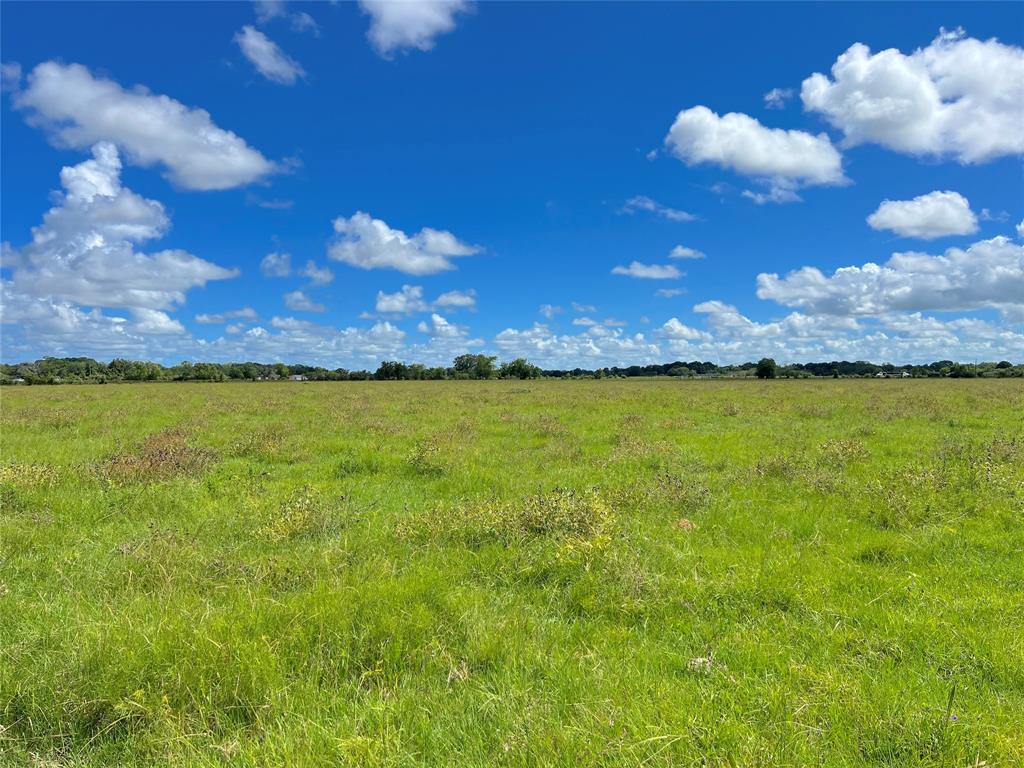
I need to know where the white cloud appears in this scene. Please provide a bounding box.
[612,261,682,280]
[494,324,661,368]
[1015,220,1024,239]
[571,302,596,313]
[375,285,477,315]
[0,288,189,358]
[669,245,705,260]
[235,26,305,85]
[2,143,237,313]
[260,252,292,277]
[433,289,476,309]
[1,62,21,92]
[572,317,597,327]
[656,288,686,298]
[621,195,698,222]
[756,235,1024,319]
[253,1,320,35]
[376,284,428,314]
[417,312,465,339]
[801,28,1024,163]
[14,62,275,190]
[270,315,312,331]
[195,308,258,324]
[254,0,286,23]
[359,0,471,57]
[660,317,711,341]
[741,179,803,205]
[539,304,562,320]
[290,12,320,35]
[328,211,480,275]
[284,290,325,312]
[867,190,978,239]
[131,308,187,335]
[665,106,845,188]
[763,87,793,109]
[300,260,334,285]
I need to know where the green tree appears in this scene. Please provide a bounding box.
[755,358,777,379]
[452,354,497,379]
[499,358,541,379]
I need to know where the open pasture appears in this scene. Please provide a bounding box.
[1,379,1022,766]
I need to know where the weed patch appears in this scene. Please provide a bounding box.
[99,428,215,483]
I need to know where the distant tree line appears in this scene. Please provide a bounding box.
[0,355,1020,385]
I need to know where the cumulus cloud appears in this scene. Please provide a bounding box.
[621,195,698,222]
[434,289,476,309]
[660,317,711,341]
[669,245,705,260]
[763,87,793,109]
[665,106,845,191]
[0,287,189,359]
[328,211,480,275]
[539,304,562,320]
[2,143,237,314]
[1018,220,1024,239]
[417,312,466,339]
[300,260,334,285]
[359,0,471,57]
[867,190,978,239]
[612,261,682,280]
[283,290,325,312]
[235,25,305,85]
[756,236,1024,319]
[260,252,292,277]
[375,285,477,315]
[494,324,661,368]
[690,299,1024,363]
[801,28,1024,163]
[195,308,258,324]
[376,284,429,314]
[13,62,276,190]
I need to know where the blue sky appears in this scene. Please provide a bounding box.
[2,1,1022,367]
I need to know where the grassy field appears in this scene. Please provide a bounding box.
[1,379,1022,767]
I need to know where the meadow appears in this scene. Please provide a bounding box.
[1,379,1022,767]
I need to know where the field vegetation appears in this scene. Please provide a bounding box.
[1,379,1022,766]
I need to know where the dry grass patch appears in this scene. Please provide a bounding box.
[99,428,215,484]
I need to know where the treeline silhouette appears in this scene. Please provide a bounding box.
[2,354,1020,384]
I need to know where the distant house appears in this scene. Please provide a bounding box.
[287,374,308,382]
[875,371,912,379]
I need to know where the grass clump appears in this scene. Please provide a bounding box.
[403,487,614,548]
[98,427,215,484]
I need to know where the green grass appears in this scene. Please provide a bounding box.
[1,379,1022,767]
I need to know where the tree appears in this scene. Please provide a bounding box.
[499,358,541,379]
[452,354,497,380]
[755,357,777,379]
[375,361,407,380]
